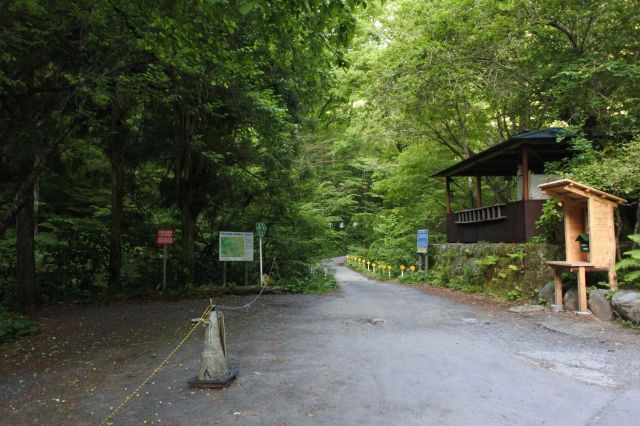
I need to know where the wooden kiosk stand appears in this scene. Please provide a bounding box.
[539,179,626,314]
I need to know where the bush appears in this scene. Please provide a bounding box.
[505,286,523,301]
[281,269,337,294]
[399,270,429,285]
[0,306,39,344]
[0,238,16,306]
[38,217,109,302]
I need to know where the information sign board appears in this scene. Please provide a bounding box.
[219,232,254,261]
[417,229,429,254]
[156,229,174,245]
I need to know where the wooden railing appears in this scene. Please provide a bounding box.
[454,203,507,224]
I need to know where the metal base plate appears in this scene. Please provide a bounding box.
[188,369,238,389]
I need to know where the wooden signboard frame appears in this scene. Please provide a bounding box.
[539,179,626,314]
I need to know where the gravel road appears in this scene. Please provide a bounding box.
[2,257,640,425]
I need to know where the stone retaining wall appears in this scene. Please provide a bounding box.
[430,243,561,300]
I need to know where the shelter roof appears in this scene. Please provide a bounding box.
[538,179,626,205]
[431,128,575,177]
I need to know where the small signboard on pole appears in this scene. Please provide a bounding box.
[156,229,174,245]
[219,232,254,262]
[417,229,429,272]
[417,229,428,253]
[156,229,174,292]
[256,222,267,287]
[219,231,254,286]
[256,222,267,239]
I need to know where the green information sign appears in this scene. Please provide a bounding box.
[219,231,254,261]
[256,222,267,238]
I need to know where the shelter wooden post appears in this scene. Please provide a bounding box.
[475,176,482,208]
[445,177,452,214]
[540,179,626,314]
[521,146,529,200]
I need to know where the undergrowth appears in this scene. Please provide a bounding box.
[282,274,337,294]
[399,270,429,285]
[0,306,39,345]
[616,318,640,331]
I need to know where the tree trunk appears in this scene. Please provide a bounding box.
[181,203,195,284]
[175,147,211,285]
[16,185,36,310]
[108,135,125,293]
[0,118,80,237]
[108,93,126,293]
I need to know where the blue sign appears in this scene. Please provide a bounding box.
[417,229,428,254]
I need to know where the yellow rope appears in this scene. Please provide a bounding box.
[98,302,214,426]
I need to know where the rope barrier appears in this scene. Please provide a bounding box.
[98,285,268,425]
[97,301,213,425]
[215,282,267,310]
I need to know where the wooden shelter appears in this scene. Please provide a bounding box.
[431,128,575,243]
[539,179,626,314]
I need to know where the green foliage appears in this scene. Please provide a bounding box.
[616,318,640,331]
[505,286,523,302]
[424,269,449,287]
[507,250,525,263]
[37,218,109,302]
[366,210,416,265]
[0,306,39,344]
[616,235,640,287]
[476,255,499,275]
[307,0,640,274]
[0,237,16,305]
[558,138,640,201]
[605,289,616,301]
[281,269,337,294]
[448,275,483,294]
[399,270,429,285]
[0,0,368,304]
[533,200,564,244]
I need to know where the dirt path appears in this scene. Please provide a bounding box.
[2,258,640,425]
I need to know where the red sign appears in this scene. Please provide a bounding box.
[156,229,174,245]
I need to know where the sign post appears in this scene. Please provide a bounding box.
[156,229,175,292]
[417,229,429,272]
[219,231,254,285]
[256,222,267,287]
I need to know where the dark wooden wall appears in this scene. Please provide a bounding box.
[446,200,545,243]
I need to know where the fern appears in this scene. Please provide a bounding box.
[617,257,640,270]
[616,234,640,287]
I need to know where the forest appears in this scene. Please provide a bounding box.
[2,0,640,339]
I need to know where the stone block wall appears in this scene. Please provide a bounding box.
[429,243,561,300]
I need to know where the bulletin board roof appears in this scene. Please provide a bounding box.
[538,179,626,204]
